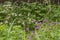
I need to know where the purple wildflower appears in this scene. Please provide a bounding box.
[49,23,53,26]
[31,19,36,22]
[43,18,48,22]
[35,26,40,29]
[37,22,41,24]
[54,22,58,25]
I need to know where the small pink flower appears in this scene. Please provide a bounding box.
[25,27,29,32]
[28,36,32,40]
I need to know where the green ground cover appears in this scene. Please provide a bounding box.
[0,1,60,40]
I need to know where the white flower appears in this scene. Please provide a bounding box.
[4,20,8,24]
[14,13,17,16]
[0,22,3,25]
[19,14,21,16]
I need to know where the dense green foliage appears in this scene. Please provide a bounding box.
[0,23,60,40]
[0,1,60,40]
[0,2,60,29]
[0,2,60,22]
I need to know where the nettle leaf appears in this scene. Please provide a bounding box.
[20,7,31,12]
[0,24,7,30]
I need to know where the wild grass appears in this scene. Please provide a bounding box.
[0,1,60,40]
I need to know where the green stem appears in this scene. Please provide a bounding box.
[7,18,17,40]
